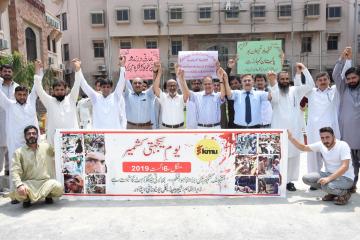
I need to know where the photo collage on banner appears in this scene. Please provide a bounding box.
[61,133,107,195]
[234,133,281,195]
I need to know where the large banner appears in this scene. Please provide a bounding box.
[178,51,218,80]
[120,48,160,80]
[55,130,288,200]
[237,40,283,74]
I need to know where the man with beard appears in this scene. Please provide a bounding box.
[153,63,188,129]
[268,63,314,191]
[333,47,360,193]
[224,73,270,129]
[35,61,81,145]
[0,64,18,176]
[10,126,63,208]
[75,57,126,129]
[288,127,354,205]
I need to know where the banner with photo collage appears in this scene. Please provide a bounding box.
[54,129,288,200]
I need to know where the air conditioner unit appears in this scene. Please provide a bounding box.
[0,39,9,50]
[168,62,176,69]
[98,65,106,72]
[48,57,54,65]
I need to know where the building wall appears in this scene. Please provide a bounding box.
[46,0,360,82]
[0,8,12,56]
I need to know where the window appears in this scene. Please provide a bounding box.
[47,36,51,51]
[0,13,2,31]
[143,8,157,21]
[327,6,341,19]
[63,43,69,61]
[358,35,360,53]
[169,7,183,21]
[225,6,239,20]
[301,36,312,53]
[91,11,105,26]
[199,6,212,20]
[207,45,228,67]
[120,41,131,49]
[93,41,104,58]
[52,39,56,53]
[327,35,339,50]
[146,39,157,49]
[251,5,266,18]
[171,40,182,55]
[25,27,37,61]
[116,8,130,23]
[304,3,320,17]
[61,13,67,31]
[278,4,291,18]
[276,38,286,52]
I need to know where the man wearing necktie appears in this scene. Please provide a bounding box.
[223,74,270,129]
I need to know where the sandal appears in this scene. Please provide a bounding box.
[322,194,336,201]
[334,192,351,205]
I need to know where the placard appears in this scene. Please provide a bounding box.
[178,51,218,80]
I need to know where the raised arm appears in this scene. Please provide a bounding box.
[267,71,279,103]
[288,130,312,152]
[294,63,315,97]
[69,61,81,103]
[176,66,190,102]
[73,59,99,104]
[226,58,236,76]
[114,56,127,99]
[34,66,53,109]
[28,60,43,105]
[222,65,233,99]
[152,61,162,98]
[333,47,352,93]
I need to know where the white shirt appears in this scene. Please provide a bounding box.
[77,98,93,129]
[0,77,39,158]
[306,86,340,143]
[0,80,18,146]
[34,70,80,145]
[78,68,126,129]
[158,91,185,125]
[309,140,354,180]
[270,69,314,157]
[261,96,273,125]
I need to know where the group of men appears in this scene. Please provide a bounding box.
[0,46,359,207]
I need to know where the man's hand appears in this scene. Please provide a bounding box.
[119,55,126,66]
[341,47,352,60]
[227,58,236,69]
[318,177,331,185]
[267,70,277,86]
[34,59,43,74]
[176,65,184,79]
[71,58,81,72]
[216,66,225,80]
[17,185,28,197]
[296,62,306,74]
[153,61,162,76]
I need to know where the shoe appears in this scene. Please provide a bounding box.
[309,186,318,191]
[334,192,351,205]
[286,182,296,191]
[45,197,53,204]
[11,199,20,204]
[22,201,31,208]
[349,185,357,194]
[322,194,336,201]
[4,170,9,176]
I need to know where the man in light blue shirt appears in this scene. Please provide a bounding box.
[224,74,269,128]
[124,69,156,129]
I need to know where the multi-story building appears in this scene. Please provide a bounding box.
[46,0,360,83]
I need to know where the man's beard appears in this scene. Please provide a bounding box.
[2,75,12,81]
[26,136,38,144]
[16,100,26,105]
[348,81,360,89]
[54,95,65,102]
[278,82,290,94]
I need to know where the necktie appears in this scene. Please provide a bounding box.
[245,91,251,124]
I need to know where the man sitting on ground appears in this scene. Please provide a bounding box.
[288,127,354,205]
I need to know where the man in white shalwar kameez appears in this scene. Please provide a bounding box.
[305,61,351,179]
[34,62,81,145]
[74,58,126,129]
[268,63,315,191]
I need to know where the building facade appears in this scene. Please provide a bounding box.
[45,0,360,83]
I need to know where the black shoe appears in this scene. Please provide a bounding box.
[11,199,20,204]
[45,197,53,204]
[286,182,296,191]
[309,186,318,191]
[4,170,9,176]
[22,201,31,208]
